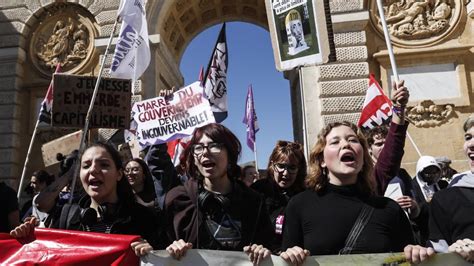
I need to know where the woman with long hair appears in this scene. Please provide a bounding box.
[280,121,415,264]
[165,123,274,264]
[124,158,158,210]
[11,142,161,256]
[251,140,306,252]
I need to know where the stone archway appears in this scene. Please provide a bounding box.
[148,0,269,63]
[1,0,473,187]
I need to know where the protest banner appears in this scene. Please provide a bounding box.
[132,81,215,147]
[41,130,82,167]
[141,249,470,266]
[52,74,131,129]
[0,228,139,265]
[1,231,470,266]
[264,0,333,71]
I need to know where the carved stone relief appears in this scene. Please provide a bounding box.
[29,3,96,76]
[371,0,461,47]
[406,100,455,127]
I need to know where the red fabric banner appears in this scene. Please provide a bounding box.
[358,74,393,129]
[0,228,140,265]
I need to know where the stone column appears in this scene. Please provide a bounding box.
[290,0,370,152]
[0,47,25,188]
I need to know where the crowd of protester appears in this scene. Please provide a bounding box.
[2,81,474,265]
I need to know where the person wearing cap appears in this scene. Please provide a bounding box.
[411,155,443,245]
[404,116,474,263]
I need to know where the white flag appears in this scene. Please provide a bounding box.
[110,0,150,81]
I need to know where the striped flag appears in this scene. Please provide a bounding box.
[243,85,259,151]
[203,23,228,123]
[39,64,61,124]
[358,74,393,129]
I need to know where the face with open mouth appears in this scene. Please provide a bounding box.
[194,134,228,181]
[125,161,144,189]
[321,125,364,185]
[80,146,122,204]
[272,157,299,189]
[464,125,474,172]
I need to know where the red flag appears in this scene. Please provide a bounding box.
[167,136,192,167]
[0,228,139,265]
[358,74,393,129]
[38,64,61,124]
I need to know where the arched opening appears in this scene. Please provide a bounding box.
[180,22,294,167]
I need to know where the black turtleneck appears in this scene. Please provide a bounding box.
[281,183,414,255]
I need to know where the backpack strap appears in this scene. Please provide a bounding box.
[339,204,374,255]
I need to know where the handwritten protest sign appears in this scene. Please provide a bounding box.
[132,81,215,146]
[52,74,131,129]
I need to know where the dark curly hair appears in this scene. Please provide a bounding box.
[365,125,388,146]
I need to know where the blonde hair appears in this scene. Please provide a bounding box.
[305,121,375,196]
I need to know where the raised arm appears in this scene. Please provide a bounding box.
[35,172,71,213]
[373,80,410,195]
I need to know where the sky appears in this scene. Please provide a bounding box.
[179,22,294,169]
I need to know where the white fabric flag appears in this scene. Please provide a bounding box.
[110,0,150,81]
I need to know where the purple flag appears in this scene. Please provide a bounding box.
[243,85,259,151]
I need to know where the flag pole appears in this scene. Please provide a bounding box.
[375,0,422,158]
[298,67,310,160]
[68,17,120,203]
[17,119,41,199]
[375,0,399,85]
[253,141,259,172]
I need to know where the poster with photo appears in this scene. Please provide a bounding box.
[265,0,333,71]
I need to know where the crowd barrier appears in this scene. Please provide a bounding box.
[0,229,471,265]
[141,249,470,266]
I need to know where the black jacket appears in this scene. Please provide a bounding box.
[165,178,274,250]
[58,195,163,249]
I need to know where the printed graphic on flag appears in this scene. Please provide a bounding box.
[110,0,150,82]
[358,74,393,129]
[203,23,228,123]
[243,85,259,151]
